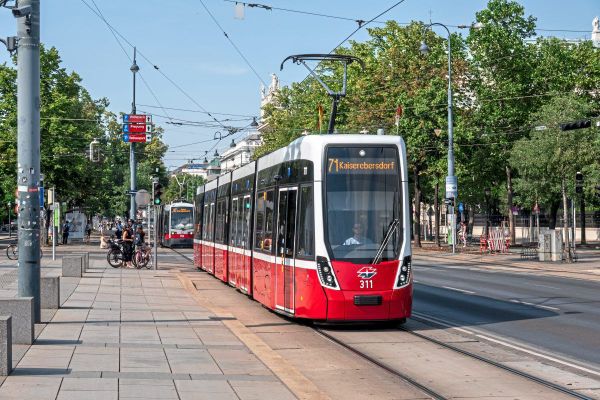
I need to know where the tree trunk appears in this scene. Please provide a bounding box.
[434,181,440,247]
[562,179,572,262]
[580,195,586,244]
[529,212,534,242]
[413,167,422,248]
[548,200,560,229]
[506,166,516,244]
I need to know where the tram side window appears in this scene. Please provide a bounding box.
[230,198,238,246]
[236,198,243,248]
[208,203,215,241]
[264,190,274,253]
[194,198,202,239]
[215,199,225,244]
[254,191,265,252]
[243,196,251,249]
[254,190,274,253]
[202,205,208,240]
[296,185,315,259]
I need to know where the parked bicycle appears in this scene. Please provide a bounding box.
[106,237,124,268]
[133,243,153,269]
[6,242,43,260]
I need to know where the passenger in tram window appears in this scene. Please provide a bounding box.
[343,222,371,246]
[263,237,272,251]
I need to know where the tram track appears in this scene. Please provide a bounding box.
[314,327,448,400]
[316,320,594,400]
[170,247,594,399]
[406,314,595,400]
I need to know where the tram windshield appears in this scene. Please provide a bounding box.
[171,207,194,231]
[325,146,402,264]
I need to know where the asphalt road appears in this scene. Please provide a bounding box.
[412,258,600,369]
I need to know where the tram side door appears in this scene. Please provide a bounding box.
[275,187,297,314]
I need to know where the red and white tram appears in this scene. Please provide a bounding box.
[159,202,194,248]
[193,134,411,322]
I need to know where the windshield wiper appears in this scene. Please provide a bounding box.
[370,218,399,265]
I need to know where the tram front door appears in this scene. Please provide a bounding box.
[275,187,297,314]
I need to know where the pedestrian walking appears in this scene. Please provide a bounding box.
[85,221,92,243]
[115,219,123,240]
[62,220,70,245]
[122,219,135,268]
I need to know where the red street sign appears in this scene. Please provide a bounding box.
[124,133,149,143]
[123,114,152,123]
[123,123,151,133]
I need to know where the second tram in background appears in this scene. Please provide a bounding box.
[193,134,412,322]
[159,202,194,248]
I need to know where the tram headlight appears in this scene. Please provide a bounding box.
[396,256,411,287]
[317,256,338,289]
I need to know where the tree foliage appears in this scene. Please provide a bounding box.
[0,46,169,221]
[257,0,600,239]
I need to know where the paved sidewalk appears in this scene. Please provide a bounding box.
[414,246,600,281]
[0,260,296,400]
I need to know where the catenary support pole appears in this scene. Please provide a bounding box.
[153,205,158,270]
[16,0,42,323]
[129,48,139,220]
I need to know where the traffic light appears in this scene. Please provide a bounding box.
[560,119,591,131]
[575,172,583,194]
[153,182,163,205]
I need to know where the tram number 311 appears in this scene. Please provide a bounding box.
[360,280,373,289]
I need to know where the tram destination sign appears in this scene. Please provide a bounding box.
[327,158,396,174]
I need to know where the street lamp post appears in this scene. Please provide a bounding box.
[7,202,12,238]
[421,22,457,254]
[484,187,491,237]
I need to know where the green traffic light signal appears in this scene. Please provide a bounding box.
[153,182,163,205]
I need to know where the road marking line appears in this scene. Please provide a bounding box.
[509,299,560,311]
[442,286,476,294]
[533,284,560,290]
[413,312,600,378]
[176,272,331,400]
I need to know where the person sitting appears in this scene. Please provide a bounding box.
[343,223,370,246]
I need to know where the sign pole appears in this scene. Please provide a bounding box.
[16,0,42,323]
[129,48,139,220]
[154,205,158,270]
[52,203,56,261]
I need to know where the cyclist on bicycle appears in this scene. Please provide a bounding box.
[135,226,146,247]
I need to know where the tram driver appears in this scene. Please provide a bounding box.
[343,222,371,246]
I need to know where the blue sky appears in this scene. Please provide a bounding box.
[0,0,597,169]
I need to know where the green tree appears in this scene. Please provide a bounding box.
[466,0,537,242]
[260,21,468,247]
[165,173,205,204]
[510,94,599,261]
[0,46,169,224]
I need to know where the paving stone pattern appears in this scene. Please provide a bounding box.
[0,264,296,400]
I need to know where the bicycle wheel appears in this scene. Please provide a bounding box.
[6,244,18,260]
[139,252,150,269]
[107,248,123,268]
[133,251,143,269]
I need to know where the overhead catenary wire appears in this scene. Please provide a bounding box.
[88,0,173,122]
[78,0,230,130]
[298,0,408,86]
[197,0,267,87]
[224,0,591,34]
[136,104,256,118]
